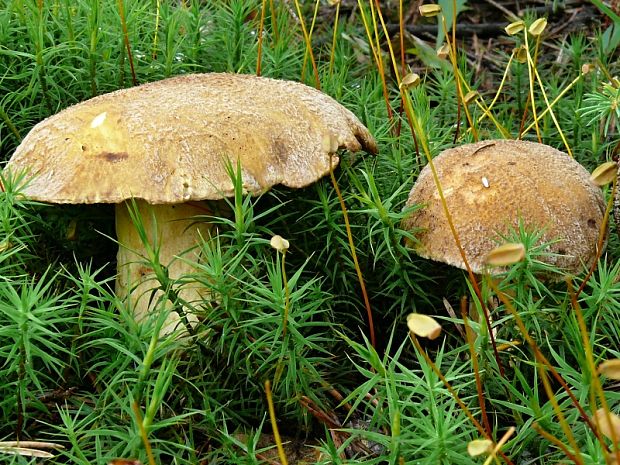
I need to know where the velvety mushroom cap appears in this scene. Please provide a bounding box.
[402,140,606,275]
[6,73,377,203]
[4,73,377,334]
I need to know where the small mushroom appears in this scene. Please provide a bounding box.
[401,140,606,276]
[5,73,377,332]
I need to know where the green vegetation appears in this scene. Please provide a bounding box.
[0,1,619,464]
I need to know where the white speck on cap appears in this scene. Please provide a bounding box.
[90,112,107,128]
[481,176,490,188]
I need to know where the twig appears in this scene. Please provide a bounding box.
[386,22,510,38]
[482,0,520,21]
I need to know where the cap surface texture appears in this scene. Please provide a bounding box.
[6,73,377,204]
[402,140,606,275]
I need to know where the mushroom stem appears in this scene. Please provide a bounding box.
[115,199,212,334]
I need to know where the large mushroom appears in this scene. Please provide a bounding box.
[401,140,606,276]
[5,73,377,332]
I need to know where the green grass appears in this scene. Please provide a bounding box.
[0,0,619,464]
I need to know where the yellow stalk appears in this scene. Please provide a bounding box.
[523,32,541,141]
[264,380,288,465]
[569,267,620,462]
[489,279,608,447]
[329,155,376,348]
[355,1,380,65]
[442,15,478,141]
[152,0,160,60]
[408,333,516,464]
[372,0,401,82]
[355,0,393,123]
[292,0,320,89]
[300,0,321,84]
[401,90,503,373]
[455,67,511,138]
[533,424,581,464]
[463,309,492,436]
[483,427,515,465]
[269,0,278,41]
[530,61,572,155]
[409,333,488,437]
[399,0,405,75]
[522,72,585,135]
[476,51,515,126]
[328,2,341,77]
[256,0,267,76]
[131,402,156,465]
[281,251,290,337]
[539,366,584,463]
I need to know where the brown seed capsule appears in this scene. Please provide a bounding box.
[270,235,290,252]
[437,44,450,59]
[581,63,595,75]
[598,359,620,380]
[505,20,525,36]
[407,313,442,340]
[515,46,528,64]
[419,4,442,17]
[594,408,620,443]
[590,161,617,186]
[321,133,341,154]
[467,439,493,457]
[485,243,526,267]
[529,18,547,37]
[463,90,479,105]
[400,73,421,91]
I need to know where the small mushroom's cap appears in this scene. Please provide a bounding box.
[402,140,606,275]
[6,73,377,204]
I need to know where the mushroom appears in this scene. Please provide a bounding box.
[5,73,377,332]
[401,140,606,276]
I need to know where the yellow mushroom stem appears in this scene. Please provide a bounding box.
[114,199,212,334]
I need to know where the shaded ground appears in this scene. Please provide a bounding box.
[322,0,609,77]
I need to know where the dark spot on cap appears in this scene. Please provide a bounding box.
[507,161,516,165]
[557,248,566,255]
[81,144,88,151]
[99,152,129,163]
[272,139,289,164]
[587,218,597,228]
[137,266,153,278]
[462,162,469,166]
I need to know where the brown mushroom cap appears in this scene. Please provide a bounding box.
[401,140,606,275]
[6,73,377,204]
